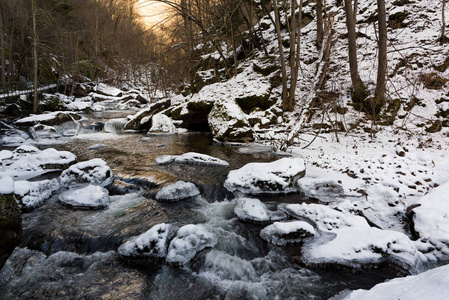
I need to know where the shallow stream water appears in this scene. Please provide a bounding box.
[0,111,403,299]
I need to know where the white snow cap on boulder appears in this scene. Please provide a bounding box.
[224,157,306,194]
[118,223,175,259]
[166,224,217,265]
[260,221,315,246]
[148,114,177,133]
[58,185,110,209]
[59,158,113,186]
[281,203,422,268]
[155,152,230,167]
[234,197,286,223]
[155,181,200,202]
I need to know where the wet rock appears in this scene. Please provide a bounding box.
[156,152,230,167]
[14,179,60,211]
[59,185,110,209]
[118,223,175,266]
[224,157,306,195]
[148,113,177,133]
[260,221,315,246]
[15,111,82,127]
[124,99,171,130]
[1,103,23,118]
[155,181,201,202]
[0,177,22,269]
[0,249,149,299]
[59,158,113,187]
[234,197,286,224]
[208,98,255,142]
[166,224,217,265]
[171,98,214,131]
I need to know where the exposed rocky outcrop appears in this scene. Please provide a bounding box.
[124,99,171,130]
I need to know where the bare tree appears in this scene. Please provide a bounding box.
[343,0,366,102]
[316,0,324,49]
[441,0,447,44]
[374,0,387,111]
[32,0,39,113]
[272,0,288,109]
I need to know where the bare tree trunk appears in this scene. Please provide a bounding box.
[0,9,6,90]
[272,0,288,110]
[32,0,39,113]
[288,0,303,111]
[316,0,324,49]
[353,0,358,21]
[374,0,387,113]
[343,0,366,102]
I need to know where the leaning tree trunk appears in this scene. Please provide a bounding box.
[343,0,366,103]
[374,0,387,114]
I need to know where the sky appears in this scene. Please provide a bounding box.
[135,0,173,30]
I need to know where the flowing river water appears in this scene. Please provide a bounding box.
[0,110,403,299]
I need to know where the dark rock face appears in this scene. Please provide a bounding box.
[171,101,214,131]
[124,99,171,130]
[0,194,22,269]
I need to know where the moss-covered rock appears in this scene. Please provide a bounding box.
[0,193,22,269]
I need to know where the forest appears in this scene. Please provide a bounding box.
[1,1,449,299]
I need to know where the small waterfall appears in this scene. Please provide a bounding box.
[104,118,127,133]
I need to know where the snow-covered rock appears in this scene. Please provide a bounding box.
[155,181,200,202]
[224,157,306,194]
[118,223,175,262]
[59,158,113,187]
[148,114,177,133]
[116,99,141,110]
[155,152,230,167]
[341,264,449,300]
[166,224,217,265]
[14,179,60,211]
[15,111,82,127]
[0,146,76,179]
[260,221,315,246]
[0,175,14,194]
[281,203,422,268]
[234,197,286,223]
[208,98,255,142]
[93,83,123,97]
[58,185,110,209]
[410,180,449,259]
[124,99,170,130]
[30,124,58,139]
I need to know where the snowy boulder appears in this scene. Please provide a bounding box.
[224,157,306,195]
[409,180,449,258]
[166,224,217,266]
[58,185,110,209]
[155,181,200,202]
[341,264,449,300]
[0,146,76,179]
[15,111,82,127]
[208,98,255,142]
[0,176,22,269]
[93,83,123,97]
[234,198,286,223]
[118,223,175,265]
[155,152,230,167]
[59,158,113,187]
[14,179,60,211]
[124,99,170,130]
[260,221,315,246]
[148,114,177,133]
[171,96,214,130]
[281,203,421,268]
[116,99,141,110]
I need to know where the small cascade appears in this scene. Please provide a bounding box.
[104,118,127,133]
